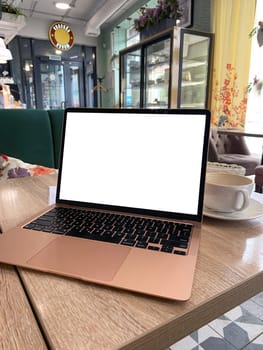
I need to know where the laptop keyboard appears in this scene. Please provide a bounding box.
[23,207,192,255]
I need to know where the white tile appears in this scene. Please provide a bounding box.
[253,333,263,345]
[252,292,263,308]
[170,335,198,350]
[241,299,263,320]
[170,325,224,349]
[225,305,243,321]
[197,325,223,343]
[208,319,232,337]
[235,321,263,341]
[243,332,263,349]
[171,294,263,350]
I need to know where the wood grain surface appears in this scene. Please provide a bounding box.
[0,263,47,349]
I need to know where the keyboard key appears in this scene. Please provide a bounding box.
[121,239,136,247]
[161,245,173,253]
[160,239,188,249]
[53,229,67,234]
[148,237,160,244]
[148,246,160,251]
[174,250,186,255]
[135,241,148,249]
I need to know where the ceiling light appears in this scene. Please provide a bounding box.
[55,2,71,10]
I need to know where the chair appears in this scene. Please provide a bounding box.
[255,166,263,193]
[208,128,260,175]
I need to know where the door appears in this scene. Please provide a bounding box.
[35,58,84,109]
[143,36,171,108]
[120,48,141,108]
[64,62,84,108]
[178,30,212,108]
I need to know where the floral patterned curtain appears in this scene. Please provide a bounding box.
[210,0,256,128]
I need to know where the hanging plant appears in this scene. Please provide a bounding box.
[1,0,24,16]
[134,0,182,32]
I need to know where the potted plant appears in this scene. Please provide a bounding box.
[0,1,26,43]
[134,0,182,39]
[1,0,24,16]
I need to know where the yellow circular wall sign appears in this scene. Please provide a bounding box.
[49,21,74,51]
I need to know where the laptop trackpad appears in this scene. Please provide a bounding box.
[27,237,130,281]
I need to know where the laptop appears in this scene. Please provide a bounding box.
[0,108,210,300]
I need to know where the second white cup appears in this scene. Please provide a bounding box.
[204,172,254,212]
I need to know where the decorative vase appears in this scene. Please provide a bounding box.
[140,18,177,40]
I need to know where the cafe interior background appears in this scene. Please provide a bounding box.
[0,0,262,154]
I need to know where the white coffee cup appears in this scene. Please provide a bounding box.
[204,172,254,212]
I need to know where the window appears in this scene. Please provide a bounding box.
[245,0,263,155]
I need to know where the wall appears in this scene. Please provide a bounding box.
[18,17,97,47]
[192,0,211,32]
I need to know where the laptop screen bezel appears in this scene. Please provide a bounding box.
[56,108,210,223]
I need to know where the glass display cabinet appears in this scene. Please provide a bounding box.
[119,27,213,109]
[120,48,142,108]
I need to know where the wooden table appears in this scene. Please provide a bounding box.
[0,175,55,349]
[0,174,263,350]
[0,264,47,349]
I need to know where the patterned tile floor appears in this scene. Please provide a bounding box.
[169,291,263,350]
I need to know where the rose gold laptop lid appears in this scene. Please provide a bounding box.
[0,108,210,300]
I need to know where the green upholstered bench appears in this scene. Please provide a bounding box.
[0,109,64,168]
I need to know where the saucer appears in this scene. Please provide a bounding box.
[203,198,263,221]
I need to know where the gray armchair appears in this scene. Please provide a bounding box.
[208,128,260,175]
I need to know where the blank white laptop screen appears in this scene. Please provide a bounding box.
[58,111,206,216]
